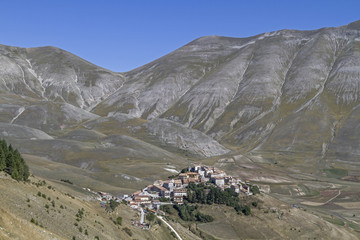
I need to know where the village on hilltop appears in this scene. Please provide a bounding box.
[128,163,252,209]
[90,163,256,229]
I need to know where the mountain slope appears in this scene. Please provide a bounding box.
[93,20,360,171]
[0,45,124,109]
[0,21,360,190]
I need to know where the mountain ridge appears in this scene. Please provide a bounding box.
[1,20,360,192]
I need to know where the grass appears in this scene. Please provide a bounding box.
[323,168,348,179]
[0,172,194,240]
[323,217,345,226]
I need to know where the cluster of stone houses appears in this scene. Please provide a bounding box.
[191,164,252,195]
[129,164,252,209]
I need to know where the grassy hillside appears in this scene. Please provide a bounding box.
[0,172,197,240]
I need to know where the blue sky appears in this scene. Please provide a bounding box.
[1,0,359,72]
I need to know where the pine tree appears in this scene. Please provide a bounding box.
[0,139,30,181]
[0,149,5,171]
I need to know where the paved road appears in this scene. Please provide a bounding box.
[157,216,183,240]
[140,208,145,224]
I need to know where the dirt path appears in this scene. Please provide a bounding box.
[157,216,183,240]
[324,190,341,204]
[301,190,341,206]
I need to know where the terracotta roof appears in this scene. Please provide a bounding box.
[187,172,199,175]
[153,185,168,192]
[213,177,225,180]
[174,188,187,192]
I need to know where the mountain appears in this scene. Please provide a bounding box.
[94,20,360,172]
[1,20,360,192]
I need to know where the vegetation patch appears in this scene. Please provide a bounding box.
[186,182,252,215]
[323,168,348,179]
[0,139,30,181]
[323,216,345,226]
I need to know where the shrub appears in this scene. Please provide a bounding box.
[196,212,213,223]
[146,213,155,222]
[159,197,170,202]
[105,199,119,212]
[252,201,258,207]
[243,205,251,215]
[76,208,84,220]
[250,185,260,195]
[123,227,132,236]
[116,216,122,225]
[60,179,73,184]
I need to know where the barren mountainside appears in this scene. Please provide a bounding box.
[1,20,360,191]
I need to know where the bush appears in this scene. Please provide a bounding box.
[60,179,73,184]
[161,205,176,214]
[252,201,258,207]
[250,185,260,195]
[170,231,177,238]
[146,213,155,222]
[116,216,122,225]
[106,199,119,212]
[123,227,132,236]
[196,212,213,222]
[158,197,170,202]
[243,205,251,215]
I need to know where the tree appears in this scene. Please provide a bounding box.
[146,213,155,222]
[106,199,119,212]
[0,149,6,171]
[250,185,260,195]
[242,205,251,215]
[0,139,30,181]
